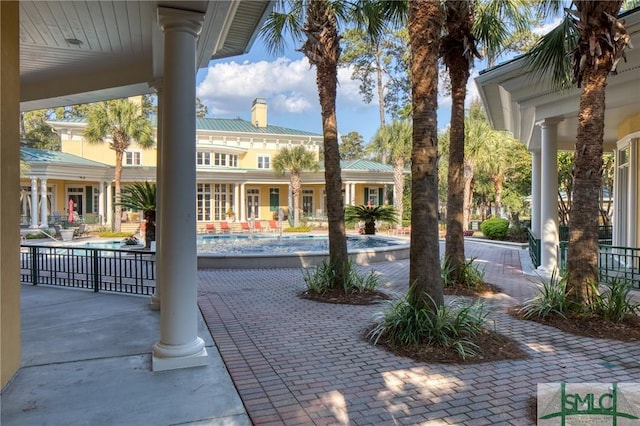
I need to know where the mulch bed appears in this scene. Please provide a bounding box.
[443,282,502,297]
[299,288,391,305]
[508,307,640,342]
[368,327,530,364]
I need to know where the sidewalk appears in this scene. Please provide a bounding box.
[198,240,640,425]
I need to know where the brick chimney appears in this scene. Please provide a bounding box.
[251,98,267,128]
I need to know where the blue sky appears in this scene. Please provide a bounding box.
[195,37,481,144]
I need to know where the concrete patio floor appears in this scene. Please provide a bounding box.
[1,286,250,426]
[2,239,640,425]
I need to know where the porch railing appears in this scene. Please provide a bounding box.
[558,242,640,289]
[527,228,541,269]
[559,225,613,242]
[20,244,156,295]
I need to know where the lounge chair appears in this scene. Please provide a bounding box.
[268,220,279,233]
[205,223,216,234]
[240,222,251,232]
[253,221,265,232]
[219,221,231,233]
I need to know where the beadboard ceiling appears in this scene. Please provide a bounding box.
[19,1,271,111]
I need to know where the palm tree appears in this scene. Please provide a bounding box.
[261,0,390,288]
[273,146,319,227]
[441,0,529,285]
[344,204,397,234]
[118,181,156,249]
[84,99,154,232]
[525,1,631,305]
[407,0,444,311]
[372,118,412,226]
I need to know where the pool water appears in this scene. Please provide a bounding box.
[196,234,395,255]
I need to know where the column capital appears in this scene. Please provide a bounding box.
[157,7,203,36]
[537,117,564,128]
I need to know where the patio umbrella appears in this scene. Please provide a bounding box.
[68,199,74,223]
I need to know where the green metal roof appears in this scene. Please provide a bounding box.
[337,159,394,172]
[49,116,321,137]
[21,147,110,168]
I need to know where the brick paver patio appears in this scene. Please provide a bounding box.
[197,239,640,425]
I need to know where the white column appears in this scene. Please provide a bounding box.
[628,140,638,247]
[352,183,357,205]
[106,182,113,228]
[539,118,561,272]
[150,80,163,310]
[98,181,105,226]
[30,178,38,228]
[344,183,350,207]
[531,149,541,236]
[153,7,206,371]
[234,183,240,220]
[39,179,48,228]
[239,183,246,221]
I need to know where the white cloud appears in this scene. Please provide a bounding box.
[197,57,318,117]
[196,56,378,122]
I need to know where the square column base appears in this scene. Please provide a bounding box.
[152,347,208,372]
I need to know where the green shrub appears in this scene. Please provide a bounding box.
[25,232,47,239]
[368,291,487,359]
[303,260,380,295]
[591,279,640,322]
[520,271,570,319]
[441,257,486,289]
[283,226,312,233]
[98,231,135,238]
[480,217,509,240]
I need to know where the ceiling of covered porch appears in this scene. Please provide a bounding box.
[475,7,640,153]
[19,0,271,111]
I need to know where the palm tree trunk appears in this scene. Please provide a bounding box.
[445,51,469,283]
[302,1,348,288]
[493,174,503,218]
[566,64,607,305]
[463,160,474,229]
[292,173,301,227]
[145,210,156,250]
[114,150,123,232]
[393,157,404,226]
[408,0,444,311]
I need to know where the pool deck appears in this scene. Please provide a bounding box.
[4,238,640,425]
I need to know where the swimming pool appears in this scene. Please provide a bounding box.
[196,234,395,254]
[195,234,409,269]
[36,233,409,269]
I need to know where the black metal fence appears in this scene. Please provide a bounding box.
[20,244,156,295]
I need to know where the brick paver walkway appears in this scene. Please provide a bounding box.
[197,240,640,425]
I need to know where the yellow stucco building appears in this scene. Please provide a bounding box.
[20,98,396,230]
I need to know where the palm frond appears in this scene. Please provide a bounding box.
[524,14,577,90]
[260,0,305,56]
[117,181,156,211]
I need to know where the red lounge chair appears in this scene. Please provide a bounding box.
[268,220,279,233]
[205,223,216,234]
[219,221,231,233]
[240,222,251,232]
[254,221,264,232]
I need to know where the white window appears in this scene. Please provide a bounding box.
[257,155,270,169]
[368,188,379,206]
[229,154,238,168]
[214,152,226,166]
[197,151,211,166]
[197,184,212,221]
[125,151,141,166]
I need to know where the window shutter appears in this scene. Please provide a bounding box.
[85,186,93,213]
[364,187,369,205]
